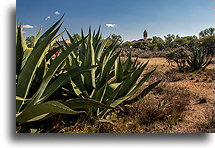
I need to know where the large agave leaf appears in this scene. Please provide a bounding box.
[94,83,108,102]
[117,61,149,98]
[16,23,63,113]
[101,96,130,118]
[95,40,106,60]
[65,28,76,45]
[126,68,156,96]
[28,36,90,106]
[124,80,162,104]
[93,26,101,47]
[123,52,132,72]
[84,31,96,95]
[93,26,103,57]
[98,50,121,88]
[99,40,119,65]
[16,26,27,75]
[39,65,97,103]
[33,26,42,47]
[70,79,83,97]
[132,57,139,70]
[34,58,48,83]
[115,57,123,82]
[68,57,85,92]
[79,28,87,66]
[35,15,64,46]
[16,101,83,124]
[16,22,63,99]
[98,83,122,118]
[102,83,122,104]
[102,79,161,117]
[16,21,61,112]
[21,48,33,69]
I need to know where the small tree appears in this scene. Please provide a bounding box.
[199,27,215,37]
[164,34,175,48]
[166,47,191,72]
[172,36,198,50]
[152,36,165,51]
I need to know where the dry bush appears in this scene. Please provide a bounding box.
[121,48,171,58]
[127,83,190,129]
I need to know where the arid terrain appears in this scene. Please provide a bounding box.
[64,57,214,133]
[138,57,214,133]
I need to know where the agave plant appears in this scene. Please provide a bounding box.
[187,48,212,71]
[16,17,109,129]
[61,28,161,120]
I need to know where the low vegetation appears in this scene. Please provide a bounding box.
[16,17,215,133]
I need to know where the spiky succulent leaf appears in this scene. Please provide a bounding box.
[115,57,123,82]
[124,79,162,104]
[33,26,42,47]
[16,101,83,124]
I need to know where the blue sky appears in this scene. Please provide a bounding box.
[16,0,214,41]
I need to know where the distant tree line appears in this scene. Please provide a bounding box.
[121,27,215,56]
[25,27,215,55]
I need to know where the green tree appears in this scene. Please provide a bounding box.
[152,36,165,50]
[164,34,175,48]
[172,36,197,49]
[111,34,122,42]
[198,35,215,55]
[104,34,122,48]
[199,27,215,37]
[25,35,35,48]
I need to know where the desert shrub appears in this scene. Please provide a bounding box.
[166,47,191,72]
[127,83,189,128]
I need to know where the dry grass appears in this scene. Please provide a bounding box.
[124,83,190,131]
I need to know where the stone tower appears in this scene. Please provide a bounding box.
[143,29,148,40]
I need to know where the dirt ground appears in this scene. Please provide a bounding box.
[137,57,215,133]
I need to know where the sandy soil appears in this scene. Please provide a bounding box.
[138,57,215,133]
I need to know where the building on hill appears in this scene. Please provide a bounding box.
[143,29,153,42]
[143,29,148,40]
[131,30,153,49]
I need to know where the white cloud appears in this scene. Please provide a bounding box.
[105,24,116,28]
[23,24,33,29]
[54,11,60,15]
[22,31,26,34]
[45,16,51,20]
